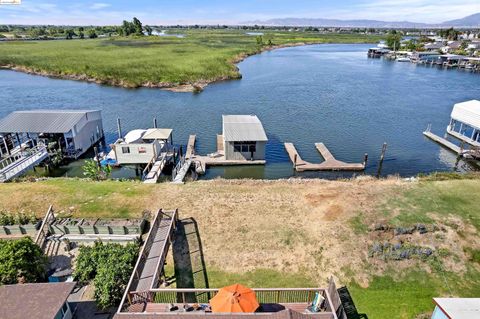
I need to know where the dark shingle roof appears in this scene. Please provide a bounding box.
[0,110,99,133]
[0,282,75,319]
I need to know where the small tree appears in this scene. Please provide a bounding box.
[144,25,153,36]
[133,17,143,35]
[82,159,111,181]
[88,29,98,39]
[0,237,47,284]
[386,31,402,50]
[65,29,76,40]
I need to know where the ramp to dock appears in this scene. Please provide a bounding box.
[284,143,365,172]
[127,209,177,294]
[0,146,49,182]
[185,135,196,159]
[172,158,192,184]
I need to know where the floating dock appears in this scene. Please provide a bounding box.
[284,142,365,172]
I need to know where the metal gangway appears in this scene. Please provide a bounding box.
[171,154,192,184]
[0,145,49,182]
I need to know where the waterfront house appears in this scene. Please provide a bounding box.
[0,110,103,159]
[431,298,480,319]
[447,100,480,146]
[112,128,173,165]
[222,115,268,161]
[424,42,443,52]
[0,282,76,319]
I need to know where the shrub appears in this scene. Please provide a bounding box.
[0,237,47,284]
[74,242,138,309]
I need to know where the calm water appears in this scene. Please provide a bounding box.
[1,44,479,179]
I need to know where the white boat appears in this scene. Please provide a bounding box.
[396,57,411,62]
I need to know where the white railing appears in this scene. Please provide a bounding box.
[0,145,48,182]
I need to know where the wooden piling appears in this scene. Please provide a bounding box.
[153,117,158,128]
[117,118,123,139]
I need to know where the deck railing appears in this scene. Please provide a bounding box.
[34,205,55,249]
[130,287,332,310]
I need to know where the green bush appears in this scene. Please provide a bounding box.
[0,210,38,225]
[74,242,138,309]
[0,237,47,284]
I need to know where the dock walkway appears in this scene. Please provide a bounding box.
[284,143,365,172]
[423,131,461,155]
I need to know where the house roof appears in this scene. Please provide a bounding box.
[143,128,173,140]
[222,115,268,142]
[434,298,480,319]
[451,100,480,130]
[0,110,100,134]
[0,282,75,319]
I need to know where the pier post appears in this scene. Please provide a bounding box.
[94,146,101,168]
[117,118,123,139]
[363,153,368,167]
[153,117,158,128]
[293,154,297,169]
[376,143,387,178]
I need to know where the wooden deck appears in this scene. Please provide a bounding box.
[284,143,365,172]
[446,130,480,148]
[216,135,224,152]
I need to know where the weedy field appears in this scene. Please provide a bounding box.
[1,174,479,319]
[0,30,382,90]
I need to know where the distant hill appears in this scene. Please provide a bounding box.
[441,13,480,27]
[243,13,480,28]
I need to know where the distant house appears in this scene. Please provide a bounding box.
[0,110,103,159]
[431,298,480,319]
[0,282,76,319]
[424,42,444,51]
[222,115,268,161]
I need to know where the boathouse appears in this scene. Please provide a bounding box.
[447,100,480,145]
[112,128,173,165]
[222,115,268,161]
[0,110,103,159]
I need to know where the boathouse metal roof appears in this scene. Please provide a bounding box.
[451,100,480,130]
[0,110,100,134]
[143,128,173,140]
[433,298,480,319]
[222,115,268,142]
[0,282,75,319]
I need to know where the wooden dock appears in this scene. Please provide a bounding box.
[284,143,365,172]
[423,131,461,155]
[185,135,196,159]
[185,134,265,175]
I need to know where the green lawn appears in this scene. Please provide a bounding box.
[0,30,382,88]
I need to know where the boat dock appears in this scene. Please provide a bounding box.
[284,142,365,171]
[185,134,265,175]
[423,130,462,155]
[0,145,49,182]
[143,151,175,184]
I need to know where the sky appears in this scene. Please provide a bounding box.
[0,0,478,25]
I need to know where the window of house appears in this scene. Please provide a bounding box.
[122,147,130,154]
[138,147,147,154]
[233,142,256,153]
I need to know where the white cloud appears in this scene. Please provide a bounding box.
[91,3,110,10]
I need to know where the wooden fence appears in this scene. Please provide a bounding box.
[34,205,55,249]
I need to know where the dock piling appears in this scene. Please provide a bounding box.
[153,117,158,129]
[117,118,123,139]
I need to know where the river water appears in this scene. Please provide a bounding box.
[1,44,479,179]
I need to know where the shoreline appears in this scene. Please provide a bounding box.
[0,42,327,93]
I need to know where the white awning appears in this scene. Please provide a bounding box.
[142,128,172,140]
[451,100,480,130]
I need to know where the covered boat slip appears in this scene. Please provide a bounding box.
[447,100,480,147]
[424,100,480,159]
[0,110,104,159]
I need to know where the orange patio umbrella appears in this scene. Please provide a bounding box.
[210,284,260,313]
